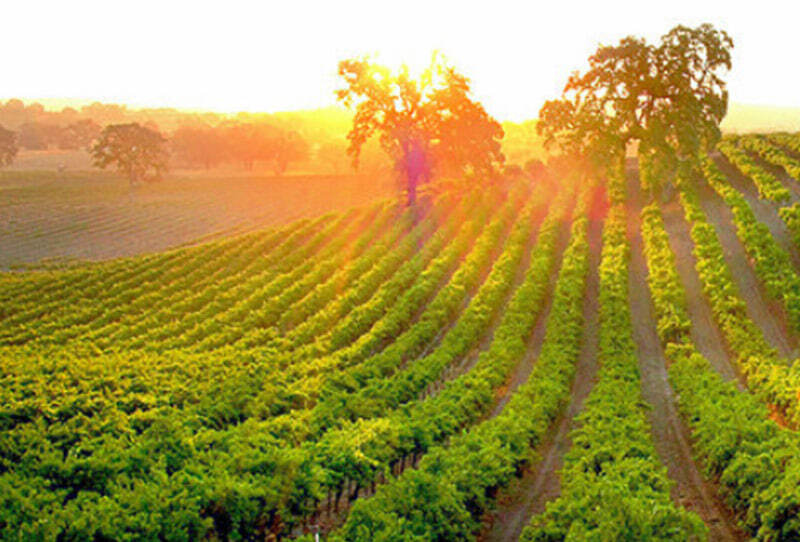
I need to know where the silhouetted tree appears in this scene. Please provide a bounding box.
[0,125,17,167]
[171,125,227,169]
[538,23,733,199]
[317,140,349,175]
[336,54,504,206]
[17,122,62,150]
[91,123,169,186]
[270,131,308,176]
[59,119,101,150]
[221,122,274,170]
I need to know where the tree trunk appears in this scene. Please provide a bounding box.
[406,172,418,207]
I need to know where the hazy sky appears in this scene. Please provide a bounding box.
[3,0,799,120]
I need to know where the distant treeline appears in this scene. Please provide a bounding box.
[0,98,546,175]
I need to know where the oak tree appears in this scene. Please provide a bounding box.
[91,123,169,186]
[538,23,733,200]
[336,54,504,206]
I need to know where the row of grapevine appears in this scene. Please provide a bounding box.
[0,199,477,437]
[253,191,521,421]
[520,204,705,540]
[0,207,328,324]
[323,188,587,541]
[181,191,515,431]
[248,198,468,353]
[26,212,355,347]
[640,202,800,540]
[701,156,800,334]
[725,134,800,250]
[677,179,800,424]
[0,194,485,451]
[0,209,346,346]
[717,138,791,203]
[308,192,545,430]
[741,134,800,181]
[116,207,382,350]
[769,132,800,156]
[146,204,402,351]
[64,217,321,344]
[0,188,548,539]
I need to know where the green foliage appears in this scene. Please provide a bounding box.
[329,188,590,540]
[639,201,800,540]
[539,24,732,183]
[521,205,706,542]
[2,182,576,539]
[717,138,791,203]
[701,156,800,337]
[742,134,800,181]
[91,123,169,184]
[676,177,800,424]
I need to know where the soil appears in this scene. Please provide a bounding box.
[627,168,747,541]
[423,205,548,397]
[0,172,395,269]
[659,198,745,386]
[478,194,604,542]
[743,147,800,203]
[691,166,798,358]
[713,152,800,269]
[298,205,551,539]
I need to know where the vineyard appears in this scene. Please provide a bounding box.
[3,133,800,541]
[0,171,394,269]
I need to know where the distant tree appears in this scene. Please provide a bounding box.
[91,123,169,186]
[336,53,504,206]
[0,99,30,128]
[81,102,128,125]
[538,23,733,199]
[171,125,227,169]
[269,131,309,176]
[219,122,307,174]
[59,119,102,150]
[142,120,162,134]
[221,122,274,170]
[317,140,349,175]
[17,122,62,150]
[0,125,17,167]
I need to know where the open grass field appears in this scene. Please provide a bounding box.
[2,133,800,541]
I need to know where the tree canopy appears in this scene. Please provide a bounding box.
[0,124,17,167]
[91,123,169,185]
[538,23,733,197]
[336,54,504,205]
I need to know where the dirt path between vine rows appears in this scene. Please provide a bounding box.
[411,198,524,366]
[744,146,800,203]
[483,199,575,419]
[712,152,800,272]
[691,167,798,358]
[298,202,554,538]
[627,168,747,541]
[658,197,745,387]
[478,189,605,542]
[426,204,550,396]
